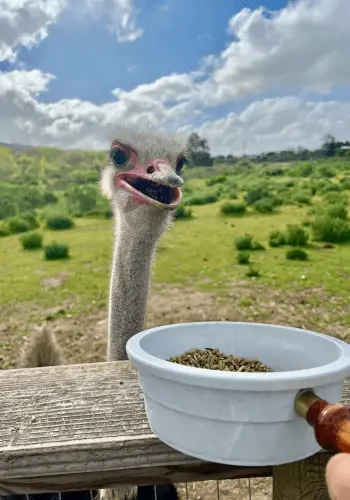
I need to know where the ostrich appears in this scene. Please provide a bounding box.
[12,127,187,500]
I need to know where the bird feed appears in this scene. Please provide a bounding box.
[168,348,272,372]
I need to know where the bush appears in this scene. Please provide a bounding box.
[46,215,74,231]
[104,209,113,219]
[246,266,261,278]
[44,242,70,260]
[227,188,238,199]
[311,216,350,243]
[235,233,253,250]
[206,174,227,186]
[187,194,218,206]
[253,197,275,213]
[0,224,10,237]
[286,248,308,261]
[237,251,250,264]
[245,188,270,206]
[21,212,39,230]
[20,232,43,250]
[175,205,193,220]
[220,201,246,216]
[269,230,286,247]
[323,192,348,205]
[326,203,348,220]
[317,165,336,178]
[7,217,31,234]
[251,241,265,251]
[292,193,312,205]
[320,182,341,193]
[285,225,308,247]
[340,178,350,190]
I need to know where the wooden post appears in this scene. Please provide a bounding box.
[273,454,332,500]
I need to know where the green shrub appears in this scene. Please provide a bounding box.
[220,201,246,216]
[317,165,336,178]
[251,241,265,251]
[237,251,250,264]
[285,225,308,247]
[187,194,218,206]
[292,192,312,205]
[235,233,253,251]
[320,182,341,193]
[253,197,275,213]
[175,205,193,220]
[21,212,39,229]
[0,224,10,237]
[44,242,70,260]
[286,248,308,261]
[246,266,261,278]
[245,188,270,206]
[227,189,238,199]
[311,216,350,243]
[269,230,286,247]
[206,174,227,186]
[288,162,313,177]
[340,178,350,190]
[20,232,43,250]
[104,209,113,219]
[46,215,74,231]
[323,192,348,205]
[7,217,31,234]
[326,203,348,220]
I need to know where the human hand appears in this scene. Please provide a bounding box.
[326,454,350,499]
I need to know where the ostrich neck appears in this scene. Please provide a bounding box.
[107,217,161,361]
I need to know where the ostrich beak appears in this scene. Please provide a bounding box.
[150,162,184,188]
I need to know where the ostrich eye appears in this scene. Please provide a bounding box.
[176,155,187,174]
[111,147,128,167]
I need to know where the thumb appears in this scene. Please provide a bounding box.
[326,454,350,500]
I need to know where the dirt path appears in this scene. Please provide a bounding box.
[1,282,349,368]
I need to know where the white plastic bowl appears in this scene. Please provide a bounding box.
[126,321,350,466]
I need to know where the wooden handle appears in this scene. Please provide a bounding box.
[295,391,350,452]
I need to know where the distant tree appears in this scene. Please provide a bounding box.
[321,134,338,157]
[186,133,213,166]
[296,147,310,161]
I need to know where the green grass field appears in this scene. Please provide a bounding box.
[2,201,350,317]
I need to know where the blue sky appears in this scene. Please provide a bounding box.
[1,0,349,154]
[17,0,287,104]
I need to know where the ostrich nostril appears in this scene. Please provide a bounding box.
[147,165,155,174]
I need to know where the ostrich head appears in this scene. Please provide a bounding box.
[101,127,187,229]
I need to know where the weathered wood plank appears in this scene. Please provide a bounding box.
[0,361,348,495]
[273,454,331,500]
[0,463,273,495]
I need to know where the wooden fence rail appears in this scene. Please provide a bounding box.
[0,362,348,498]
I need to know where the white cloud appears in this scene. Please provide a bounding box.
[1,68,349,155]
[0,0,142,64]
[197,97,350,155]
[198,0,350,106]
[112,73,195,103]
[0,0,66,62]
[0,69,197,149]
[85,0,143,42]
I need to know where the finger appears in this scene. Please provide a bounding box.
[326,453,350,500]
